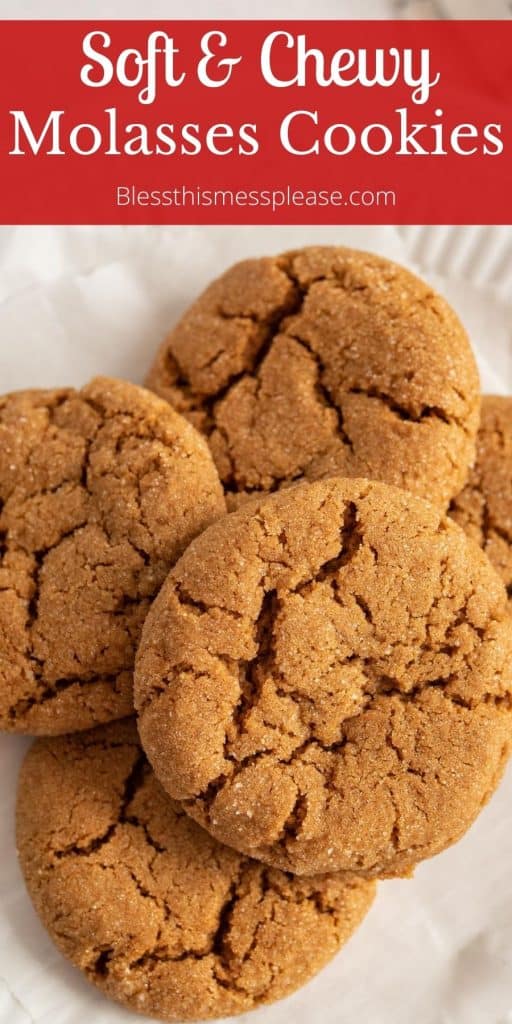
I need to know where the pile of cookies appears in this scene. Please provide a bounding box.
[3,247,512,1022]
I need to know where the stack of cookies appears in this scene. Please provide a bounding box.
[3,247,512,1023]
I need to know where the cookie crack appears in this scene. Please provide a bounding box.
[386,781,401,852]
[112,862,258,986]
[3,411,103,702]
[123,815,166,856]
[384,705,406,852]
[285,332,354,452]
[53,748,147,860]
[7,669,130,721]
[193,736,349,816]
[224,589,278,757]
[275,788,308,846]
[279,259,463,429]
[193,668,507,818]
[167,265,365,494]
[303,501,364,589]
[166,276,306,433]
[223,469,306,498]
[210,864,247,970]
[347,386,452,426]
[174,580,246,621]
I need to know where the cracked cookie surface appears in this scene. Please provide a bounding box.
[16,720,375,1021]
[0,377,225,734]
[135,477,512,878]
[450,395,512,599]
[146,246,480,508]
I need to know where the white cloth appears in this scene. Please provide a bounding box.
[0,221,511,1024]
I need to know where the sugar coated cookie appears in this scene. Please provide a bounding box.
[17,720,375,1021]
[146,247,480,508]
[0,377,225,733]
[135,477,512,878]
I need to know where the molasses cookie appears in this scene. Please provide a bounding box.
[450,395,512,597]
[135,477,512,878]
[0,377,225,734]
[17,720,375,1021]
[146,247,480,508]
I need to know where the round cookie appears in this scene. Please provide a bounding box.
[17,721,375,1021]
[450,395,512,597]
[135,477,512,879]
[146,246,480,508]
[0,377,225,734]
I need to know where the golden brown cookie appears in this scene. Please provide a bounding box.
[135,477,512,879]
[146,247,480,508]
[17,721,375,1021]
[0,377,225,734]
[450,395,512,597]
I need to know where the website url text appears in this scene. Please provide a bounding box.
[116,185,397,212]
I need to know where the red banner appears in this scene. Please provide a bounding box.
[0,20,510,224]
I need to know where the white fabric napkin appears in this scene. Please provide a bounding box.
[0,222,511,1024]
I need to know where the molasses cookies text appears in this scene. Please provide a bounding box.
[6,26,504,161]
